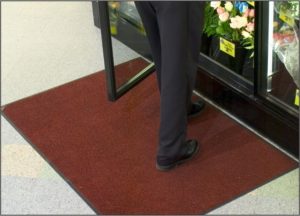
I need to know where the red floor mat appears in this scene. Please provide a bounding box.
[2,59,297,214]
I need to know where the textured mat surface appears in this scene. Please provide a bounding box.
[2,59,298,214]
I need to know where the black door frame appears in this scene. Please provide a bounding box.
[97,1,155,101]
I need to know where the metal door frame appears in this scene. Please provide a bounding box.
[98,1,155,101]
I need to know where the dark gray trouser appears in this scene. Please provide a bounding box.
[135,1,205,163]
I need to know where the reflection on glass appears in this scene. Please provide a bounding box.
[266,1,299,113]
[202,1,255,82]
[108,1,151,89]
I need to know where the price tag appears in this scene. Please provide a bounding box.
[220,37,235,57]
[110,26,117,35]
[247,1,255,7]
[295,89,299,106]
[279,10,295,27]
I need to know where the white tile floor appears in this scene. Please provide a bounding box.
[1,2,299,215]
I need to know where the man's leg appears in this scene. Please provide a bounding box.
[135,2,162,91]
[186,2,206,114]
[135,2,202,169]
[136,1,205,118]
[153,1,191,164]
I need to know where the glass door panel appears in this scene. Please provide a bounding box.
[261,1,299,116]
[201,1,256,83]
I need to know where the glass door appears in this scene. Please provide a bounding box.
[256,1,299,118]
[199,1,256,95]
[98,1,155,101]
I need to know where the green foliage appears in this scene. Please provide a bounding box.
[203,3,219,37]
[203,2,238,41]
[241,37,255,58]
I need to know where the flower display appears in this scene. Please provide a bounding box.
[203,1,255,56]
[235,2,249,13]
[241,30,252,38]
[274,1,299,20]
[246,22,254,32]
[219,12,230,22]
[273,1,299,87]
[249,9,255,17]
[210,1,221,9]
[230,16,248,29]
[217,7,225,14]
[225,2,233,12]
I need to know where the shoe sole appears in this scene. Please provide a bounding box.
[156,143,200,171]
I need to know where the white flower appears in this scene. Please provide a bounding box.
[219,12,230,22]
[230,16,248,29]
[246,22,255,32]
[210,1,221,9]
[225,2,233,12]
[242,30,252,38]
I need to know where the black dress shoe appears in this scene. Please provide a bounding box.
[188,100,206,119]
[156,140,200,171]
